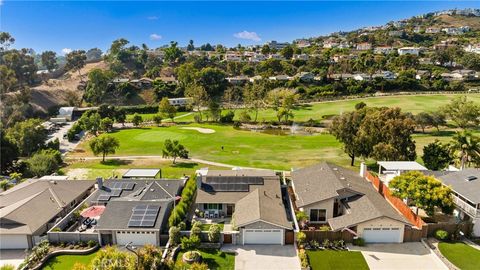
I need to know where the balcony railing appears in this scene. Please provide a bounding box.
[453,195,480,218]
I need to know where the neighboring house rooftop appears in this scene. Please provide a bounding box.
[234,189,291,229]
[377,161,428,171]
[94,179,181,231]
[196,170,291,229]
[0,179,94,235]
[435,169,480,204]
[292,162,410,231]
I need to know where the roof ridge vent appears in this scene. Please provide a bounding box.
[466,175,477,181]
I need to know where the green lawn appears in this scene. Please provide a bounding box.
[176,249,235,270]
[438,242,480,270]
[42,251,99,270]
[74,124,346,170]
[306,250,369,270]
[199,223,225,231]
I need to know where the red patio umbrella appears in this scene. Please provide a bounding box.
[80,205,106,218]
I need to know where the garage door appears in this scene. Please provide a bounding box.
[362,228,402,243]
[116,231,157,246]
[244,229,283,245]
[0,235,29,249]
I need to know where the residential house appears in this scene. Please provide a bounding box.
[292,162,411,243]
[374,46,394,55]
[416,70,431,80]
[323,39,339,49]
[249,53,267,62]
[441,70,477,81]
[269,75,292,81]
[442,26,470,35]
[130,77,153,88]
[224,53,243,62]
[433,169,480,236]
[195,170,293,245]
[331,73,354,81]
[294,72,315,82]
[266,40,290,50]
[413,26,422,33]
[0,179,94,249]
[295,39,311,48]
[356,43,372,51]
[393,21,407,28]
[353,73,370,81]
[398,47,421,56]
[389,30,404,37]
[372,71,396,80]
[377,161,428,185]
[249,75,263,83]
[168,97,191,106]
[465,44,480,54]
[292,54,309,61]
[425,27,441,34]
[226,76,250,85]
[268,54,285,60]
[93,178,182,246]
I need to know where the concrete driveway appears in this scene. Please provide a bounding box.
[222,245,300,270]
[0,249,27,268]
[350,242,448,270]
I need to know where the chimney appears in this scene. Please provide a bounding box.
[359,162,367,178]
[96,177,104,190]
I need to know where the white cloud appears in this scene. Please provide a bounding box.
[233,31,261,42]
[61,48,72,55]
[147,16,159,20]
[149,33,162,41]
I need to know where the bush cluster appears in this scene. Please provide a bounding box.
[435,229,449,241]
[168,175,197,227]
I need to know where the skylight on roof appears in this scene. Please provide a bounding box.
[466,176,478,181]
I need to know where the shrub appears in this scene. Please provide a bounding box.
[298,249,309,268]
[220,111,235,123]
[190,262,209,270]
[87,240,97,247]
[296,231,306,245]
[1,264,16,270]
[169,226,181,245]
[435,229,449,241]
[319,225,330,231]
[208,224,221,242]
[353,237,365,246]
[181,235,201,250]
[51,227,62,232]
[239,111,251,123]
[191,225,201,237]
[322,239,330,248]
[178,221,186,230]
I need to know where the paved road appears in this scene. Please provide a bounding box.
[350,242,448,270]
[45,121,83,155]
[222,245,300,270]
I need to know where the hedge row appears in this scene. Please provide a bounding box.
[168,175,197,227]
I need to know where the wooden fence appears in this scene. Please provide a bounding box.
[365,171,426,229]
[426,222,473,238]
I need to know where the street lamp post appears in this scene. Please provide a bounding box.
[125,241,140,270]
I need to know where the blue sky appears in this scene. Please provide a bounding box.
[1,1,479,55]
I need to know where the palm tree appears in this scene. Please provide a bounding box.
[449,131,480,169]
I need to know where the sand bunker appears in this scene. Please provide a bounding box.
[181,127,216,134]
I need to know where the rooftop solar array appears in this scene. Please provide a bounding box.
[202,176,264,192]
[127,204,160,227]
[96,182,135,201]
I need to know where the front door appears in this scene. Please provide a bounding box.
[227,205,234,216]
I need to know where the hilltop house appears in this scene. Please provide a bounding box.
[356,43,372,51]
[0,179,94,249]
[374,46,394,55]
[226,76,250,85]
[426,27,441,34]
[195,170,293,245]
[292,162,411,243]
[398,47,421,56]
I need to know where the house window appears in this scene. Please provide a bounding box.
[203,203,223,210]
[310,209,326,222]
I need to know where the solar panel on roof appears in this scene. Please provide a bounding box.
[97,194,110,201]
[128,204,160,228]
[110,189,122,197]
